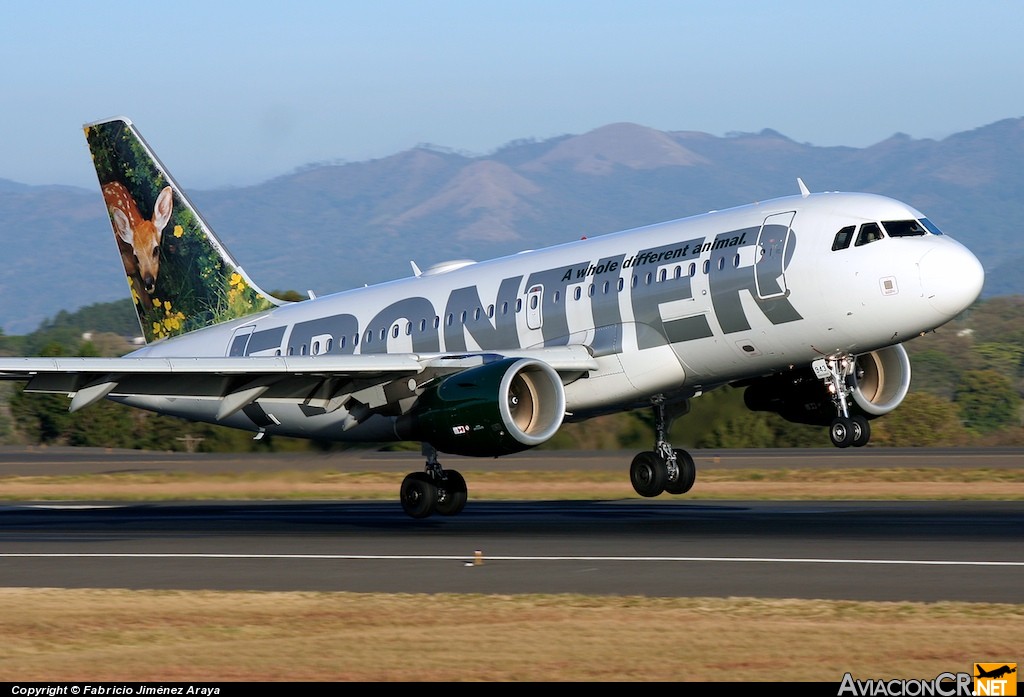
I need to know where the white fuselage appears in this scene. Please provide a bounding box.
[119,191,984,442]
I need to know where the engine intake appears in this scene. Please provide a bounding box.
[849,344,912,416]
[397,357,565,457]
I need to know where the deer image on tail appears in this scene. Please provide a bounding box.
[103,181,174,309]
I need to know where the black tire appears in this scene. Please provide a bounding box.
[400,472,438,519]
[435,470,468,516]
[829,417,855,448]
[630,451,667,497]
[664,449,696,495]
[851,415,871,447]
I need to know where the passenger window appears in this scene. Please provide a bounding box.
[832,226,854,251]
[392,325,399,339]
[617,278,624,292]
[855,223,884,246]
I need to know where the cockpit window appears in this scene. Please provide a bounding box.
[883,219,928,237]
[832,226,854,251]
[855,222,884,246]
[919,218,944,236]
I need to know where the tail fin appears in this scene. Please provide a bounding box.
[84,117,283,343]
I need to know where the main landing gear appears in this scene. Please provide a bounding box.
[629,396,697,498]
[399,443,468,519]
[814,354,871,449]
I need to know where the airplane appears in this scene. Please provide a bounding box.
[0,117,985,518]
[975,665,1016,680]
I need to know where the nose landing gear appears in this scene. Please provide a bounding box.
[815,355,871,448]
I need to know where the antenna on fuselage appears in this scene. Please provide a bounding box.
[797,178,810,198]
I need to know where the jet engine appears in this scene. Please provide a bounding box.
[743,344,912,425]
[397,357,566,457]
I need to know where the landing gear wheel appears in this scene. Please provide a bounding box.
[829,417,855,448]
[664,449,696,495]
[400,472,438,519]
[434,470,467,516]
[851,415,871,448]
[630,451,667,497]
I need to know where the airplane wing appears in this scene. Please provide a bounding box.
[0,346,598,418]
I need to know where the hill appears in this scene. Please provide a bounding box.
[2,118,1022,334]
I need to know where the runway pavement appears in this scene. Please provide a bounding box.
[0,445,1021,603]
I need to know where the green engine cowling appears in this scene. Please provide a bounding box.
[396,357,566,457]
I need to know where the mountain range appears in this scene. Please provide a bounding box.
[2,117,1022,335]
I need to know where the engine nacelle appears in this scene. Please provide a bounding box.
[743,344,912,425]
[396,357,566,457]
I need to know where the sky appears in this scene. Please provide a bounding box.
[2,1,1023,190]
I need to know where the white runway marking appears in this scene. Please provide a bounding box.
[1,553,1021,567]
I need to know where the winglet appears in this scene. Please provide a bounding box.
[797,178,810,198]
[83,117,286,344]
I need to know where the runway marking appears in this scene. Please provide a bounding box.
[1,553,1021,567]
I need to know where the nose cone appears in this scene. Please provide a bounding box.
[918,240,985,318]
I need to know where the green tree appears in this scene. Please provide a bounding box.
[972,342,1024,381]
[65,401,136,448]
[701,409,776,448]
[870,392,969,446]
[954,369,1021,434]
[969,296,1024,346]
[908,348,961,400]
[8,341,74,444]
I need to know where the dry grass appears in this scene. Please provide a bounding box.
[0,467,1022,501]
[0,589,1020,682]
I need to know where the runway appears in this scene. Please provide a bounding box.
[0,447,1021,603]
[1,498,1022,602]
